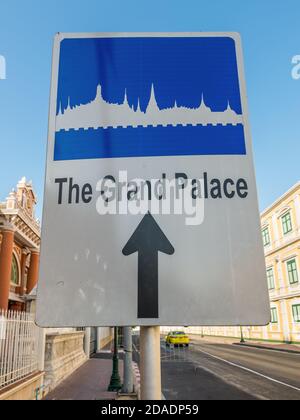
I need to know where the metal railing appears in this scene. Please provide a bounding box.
[0,310,39,389]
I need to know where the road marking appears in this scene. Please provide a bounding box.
[193,365,268,400]
[194,346,300,393]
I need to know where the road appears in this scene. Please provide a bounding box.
[133,337,300,400]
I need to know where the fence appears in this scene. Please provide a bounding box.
[0,310,40,390]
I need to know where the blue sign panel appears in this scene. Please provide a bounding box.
[54,36,246,161]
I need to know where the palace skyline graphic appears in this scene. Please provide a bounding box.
[56,84,244,132]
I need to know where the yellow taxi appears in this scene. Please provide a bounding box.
[165,331,190,347]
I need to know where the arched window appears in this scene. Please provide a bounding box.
[10,254,20,286]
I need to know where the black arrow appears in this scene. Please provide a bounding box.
[122,212,175,319]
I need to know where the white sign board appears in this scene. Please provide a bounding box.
[36,32,270,327]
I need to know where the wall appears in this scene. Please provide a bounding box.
[43,331,87,394]
[0,372,44,401]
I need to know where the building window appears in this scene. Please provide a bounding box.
[292,305,300,323]
[287,259,299,285]
[281,212,293,235]
[270,308,278,324]
[262,227,270,247]
[266,268,275,290]
[10,254,20,286]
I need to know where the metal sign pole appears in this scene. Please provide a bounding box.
[140,326,161,400]
[123,326,134,394]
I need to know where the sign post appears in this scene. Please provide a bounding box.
[140,326,161,400]
[122,327,134,394]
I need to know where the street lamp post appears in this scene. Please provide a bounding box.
[240,326,245,344]
[108,327,122,392]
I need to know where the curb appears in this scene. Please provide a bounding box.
[132,362,141,400]
[234,342,300,355]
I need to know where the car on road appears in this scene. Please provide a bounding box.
[165,331,190,347]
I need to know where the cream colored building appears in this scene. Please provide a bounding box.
[257,181,300,344]
[162,181,300,345]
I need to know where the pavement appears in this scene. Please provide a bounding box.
[44,336,300,401]
[44,352,123,400]
[189,334,300,353]
[235,341,300,354]
[133,335,300,400]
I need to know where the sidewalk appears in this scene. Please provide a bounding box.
[235,341,300,354]
[44,353,123,400]
[190,334,300,354]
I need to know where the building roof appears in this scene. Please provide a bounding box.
[261,181,300,218]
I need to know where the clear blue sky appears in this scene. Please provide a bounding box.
[0,0,299,218]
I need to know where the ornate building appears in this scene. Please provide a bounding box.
[0,177,40,311]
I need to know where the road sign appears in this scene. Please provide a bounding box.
[36,32,270,327]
